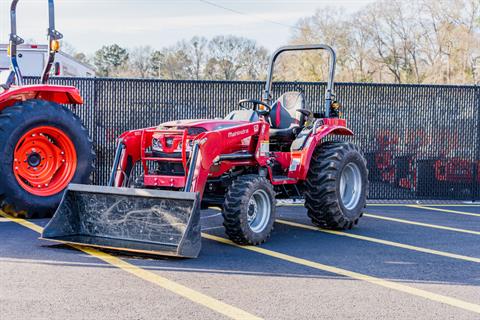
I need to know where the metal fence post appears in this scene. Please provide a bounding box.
[474,85,480,202]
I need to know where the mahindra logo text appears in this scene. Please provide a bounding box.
[228,129,249,138]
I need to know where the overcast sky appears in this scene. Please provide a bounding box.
[0,0,374,54]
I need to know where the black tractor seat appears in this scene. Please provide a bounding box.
[225,92,307,144]
[269,126,302,142]
[268,91,307,143]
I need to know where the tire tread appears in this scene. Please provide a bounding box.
[304,141,368,230]
[0,99,95,218]
[222,174,275,245]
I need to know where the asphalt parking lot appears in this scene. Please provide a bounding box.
[1,203,479,319]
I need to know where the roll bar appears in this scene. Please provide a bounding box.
[9,0,24,86]
[262,44,337,118]
[41,0,63,84]
[8,0,63,86]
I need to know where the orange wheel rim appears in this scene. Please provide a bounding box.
[13,126,77,196]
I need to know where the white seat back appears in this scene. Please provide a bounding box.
[0,70,15,91]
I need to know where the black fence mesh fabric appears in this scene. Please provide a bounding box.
[25,77,480,200]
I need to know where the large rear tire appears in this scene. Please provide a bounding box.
[222,175,276,245]
[0,99,95,218]
[304,141,368,229]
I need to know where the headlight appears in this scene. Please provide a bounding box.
[174,141,193,152]
[152,138,162,151]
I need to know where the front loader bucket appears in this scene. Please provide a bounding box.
[41,184,201,258]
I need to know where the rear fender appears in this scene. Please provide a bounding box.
[0,85,83,111]
[292,122,354,180]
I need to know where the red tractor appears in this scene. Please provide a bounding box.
[43,45,368,258]
[0,0,94,218]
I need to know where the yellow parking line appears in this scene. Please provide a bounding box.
[408,205,480,218]
[278,203,480,207]
[0,211,262,320]
[0,213,44,233]
[368,204,480,207]
[202,233,480,315]
[81,247,262,320]
[276,219,480,264]
[364,213,480,235]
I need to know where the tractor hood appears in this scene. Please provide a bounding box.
[160,119,248,132]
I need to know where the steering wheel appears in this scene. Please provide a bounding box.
[238,99,272,115]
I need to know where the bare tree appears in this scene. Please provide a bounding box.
[61,41,91,66]
[179,36,208,80]
[85,0,479,84]
[128,46,154,78]
[286,0,480,84]
[284,8,352,82]
[150,47,193,80]
[205,35,269,80]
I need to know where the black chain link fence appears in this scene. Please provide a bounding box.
[27,77,480,201]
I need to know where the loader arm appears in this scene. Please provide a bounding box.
[111,121,270,197]
[189,121,269,195]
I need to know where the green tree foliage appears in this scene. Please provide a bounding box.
[93,44,129,77]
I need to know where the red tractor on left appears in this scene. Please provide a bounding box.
[0,0,94,218]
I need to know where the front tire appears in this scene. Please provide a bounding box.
[0,99,95,218]
[222,175,276,245]
[304,141,368,229]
